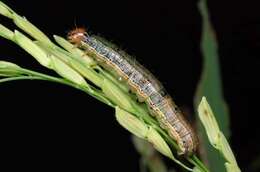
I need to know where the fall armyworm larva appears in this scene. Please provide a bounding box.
[68,28,198,155]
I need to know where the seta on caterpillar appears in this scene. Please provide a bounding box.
[67,27,198,155]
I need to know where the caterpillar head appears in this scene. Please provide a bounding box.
[67,27,88,46]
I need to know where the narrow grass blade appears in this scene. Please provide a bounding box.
[194,0,230,171]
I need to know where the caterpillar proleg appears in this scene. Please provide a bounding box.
[68,28,198,155]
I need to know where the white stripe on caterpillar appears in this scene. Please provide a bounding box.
[68,28,198,155]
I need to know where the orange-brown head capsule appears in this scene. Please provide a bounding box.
[67,27,87,45]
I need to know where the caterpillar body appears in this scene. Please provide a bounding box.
[68,28,198,155]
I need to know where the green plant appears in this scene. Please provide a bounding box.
[0,1,240,172]
[194,0,231,171]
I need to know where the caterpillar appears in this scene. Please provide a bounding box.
[68,28,198,155]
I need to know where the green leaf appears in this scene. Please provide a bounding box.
[194,0,230,171]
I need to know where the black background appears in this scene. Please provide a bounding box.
[1,0,260,171]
